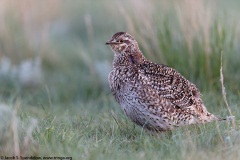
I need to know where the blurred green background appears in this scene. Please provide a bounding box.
[0,0,240,159]
[1,0,240,103]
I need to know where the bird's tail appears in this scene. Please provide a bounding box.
[212,114,236,122]
[206,114,227,122]
[215,116,227,121]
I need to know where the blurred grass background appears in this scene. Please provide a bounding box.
[0,0,239,159]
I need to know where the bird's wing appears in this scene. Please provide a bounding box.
[138,62,201,108]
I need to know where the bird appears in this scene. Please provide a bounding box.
[106,32,224,132]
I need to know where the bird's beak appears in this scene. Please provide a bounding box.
[105,40,120,45]
[105,41,111,45]
[105,38,113,45]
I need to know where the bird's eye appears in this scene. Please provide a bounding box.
[118,40,124,43]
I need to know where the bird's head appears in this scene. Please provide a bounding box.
[106,32,144,66]
[105,32,139,55]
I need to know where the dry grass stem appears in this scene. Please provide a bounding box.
[12,110,20,156]
[220,53,235,127]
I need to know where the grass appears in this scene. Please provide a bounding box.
[1,93,239,159]
[0,0,240,159]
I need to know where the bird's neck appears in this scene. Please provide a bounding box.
[113,50,146,67]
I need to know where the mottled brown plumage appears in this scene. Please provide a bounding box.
[106,32,222,132]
